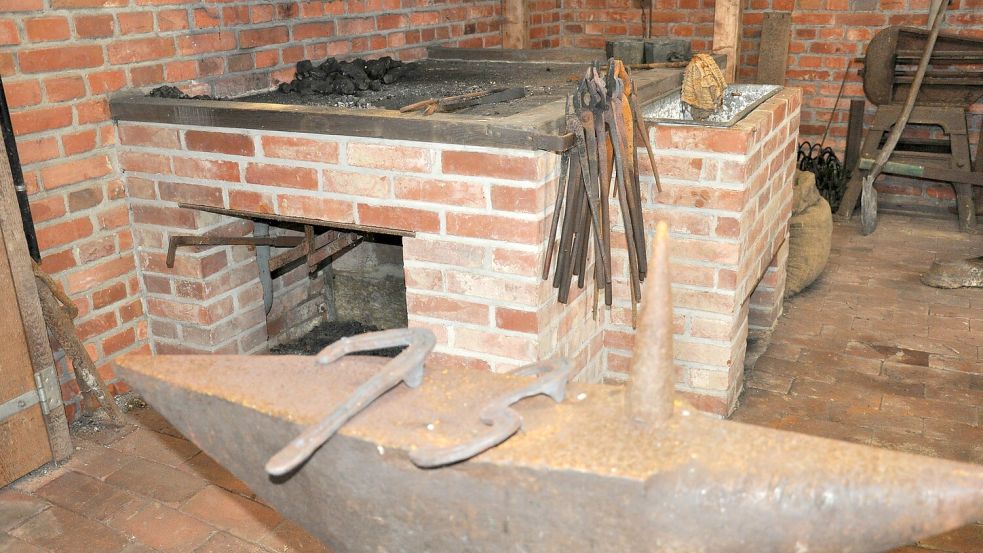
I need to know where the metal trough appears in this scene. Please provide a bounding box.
[644,84,783,127]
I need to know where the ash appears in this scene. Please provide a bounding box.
[270,320,403,358]
[644,84,782,127]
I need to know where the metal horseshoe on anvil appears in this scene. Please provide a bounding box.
[115,222,983,553]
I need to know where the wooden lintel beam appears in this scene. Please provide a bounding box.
[502,0,528,49]
[712,0,743,82]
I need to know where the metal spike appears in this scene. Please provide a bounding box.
[627,219,674,429]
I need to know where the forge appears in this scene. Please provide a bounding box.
[110,47,798,415]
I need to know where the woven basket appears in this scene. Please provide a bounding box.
[681,53,726,117]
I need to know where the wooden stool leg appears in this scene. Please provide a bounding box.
[836,106,896,221]
[949,113,975,232]
[836,127,889,221]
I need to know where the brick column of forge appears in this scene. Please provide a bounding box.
[602,88,801,415]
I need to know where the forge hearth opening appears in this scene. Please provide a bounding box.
[269,232,408,357]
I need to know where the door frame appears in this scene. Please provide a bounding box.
[0,133,72,474]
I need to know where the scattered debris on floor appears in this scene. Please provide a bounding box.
[270,320,403,357]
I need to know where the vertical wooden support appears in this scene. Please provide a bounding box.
[503,0,528,49]
[844,99,866,176]
[713,0,743,82]
[0,128,73,466]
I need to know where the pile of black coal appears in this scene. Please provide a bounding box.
[147,85,220,101]
[277,56,418,97]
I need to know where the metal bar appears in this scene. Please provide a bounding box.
[844,99,866,176]
[858,157,983,186]
[0,388,39,422]
[410,358,572,468]
[0,75,38,262]
[542,148,571,281]
[265,328,436,477]
[177,202,416,237]
[166,235,304,268]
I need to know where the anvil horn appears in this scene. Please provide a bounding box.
[115,347,983,553]
[628,219,675,428]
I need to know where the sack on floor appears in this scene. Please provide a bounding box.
[785,196,832,298]
[792,170,821,216]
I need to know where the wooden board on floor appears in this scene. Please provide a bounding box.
[756,12,792,85]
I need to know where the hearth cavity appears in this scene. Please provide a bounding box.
[269,232,408,357]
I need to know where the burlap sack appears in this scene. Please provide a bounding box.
[785,196,832,298]
[792,170,821,216]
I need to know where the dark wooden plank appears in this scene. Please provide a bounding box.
[844,99,866,175]
[756,12,791,85]
[177,203,416,237]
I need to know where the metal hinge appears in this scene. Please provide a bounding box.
[0,365,63,421]
[33,365,60,416]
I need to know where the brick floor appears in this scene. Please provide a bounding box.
[735,213,983,552]
[0,409,330,553]
[2,213,981,552]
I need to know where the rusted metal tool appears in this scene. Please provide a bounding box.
[165,234,304,268]
[118,226,983,553]
[399,87,526,116]
[543,62,651,323]
[410,358,572,468]
[264,328,435,476]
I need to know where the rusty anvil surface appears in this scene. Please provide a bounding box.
[115,352,983,553]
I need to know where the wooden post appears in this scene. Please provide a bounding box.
[712,0,743,82]
[502,0,528,49]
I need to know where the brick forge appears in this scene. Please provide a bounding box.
[115,87,800,414]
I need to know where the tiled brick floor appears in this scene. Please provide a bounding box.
[735,213,983,552]
[2,212,981,552]
[0,409,330,553]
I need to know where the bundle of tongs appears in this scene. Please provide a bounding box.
[543,60,662,327]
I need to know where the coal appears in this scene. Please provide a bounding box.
[283,56,416,101]
[269,320,404,358]
[147,85,219,101]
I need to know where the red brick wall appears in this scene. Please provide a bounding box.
[528,0,715,50]
[0,0,501,421]
[738,3,983,209]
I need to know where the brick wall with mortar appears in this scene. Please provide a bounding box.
[529,0,981,214]
[116,125,605,376]
[737,3,983,212]
[527,0,715,50]
[603,87,799,415]
[0,0,502,420]
[114,86,798,411]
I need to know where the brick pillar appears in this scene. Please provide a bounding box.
[748,236,789,332]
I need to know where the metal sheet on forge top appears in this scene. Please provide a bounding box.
[643,84,783,127]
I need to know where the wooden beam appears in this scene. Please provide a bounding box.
[503,0,528,49]
[713,0,743,82]
[755,12,791,85]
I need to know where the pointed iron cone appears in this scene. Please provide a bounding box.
[627,219,674,428]
[116,352,983,553]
